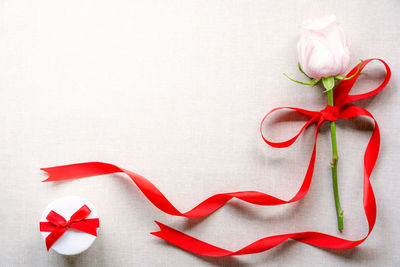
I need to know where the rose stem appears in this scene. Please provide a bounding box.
[327,89,343,231]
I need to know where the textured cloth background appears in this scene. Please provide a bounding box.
[0,0,399,266]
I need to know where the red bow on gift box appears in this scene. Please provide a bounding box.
[40,205,100,251]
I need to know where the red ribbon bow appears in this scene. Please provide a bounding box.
[41,58,390,256]
[40,205,100,251]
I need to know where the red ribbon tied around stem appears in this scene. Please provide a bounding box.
[40,205,100,251]
[41,58,390,256]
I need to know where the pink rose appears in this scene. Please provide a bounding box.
[297,15,350,79]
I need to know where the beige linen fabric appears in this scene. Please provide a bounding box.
[0,0,399,266]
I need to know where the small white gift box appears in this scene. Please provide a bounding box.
[40,196,100,255]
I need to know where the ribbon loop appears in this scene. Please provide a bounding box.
[46,210,67,226]
[70,204,92,221]
[334,58,391,107]
[260,107,320,148]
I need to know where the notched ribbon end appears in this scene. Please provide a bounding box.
[40,168,56,182]
[150,231,161,237]
[151,221,166,233]
[150,221,166,239]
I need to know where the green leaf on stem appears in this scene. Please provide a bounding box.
[298,62,312,79]
[283,73,320,86]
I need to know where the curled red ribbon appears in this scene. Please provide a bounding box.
[41,58,390,256]
[40,205,100,251]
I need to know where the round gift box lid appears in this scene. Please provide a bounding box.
[40,196,99,255]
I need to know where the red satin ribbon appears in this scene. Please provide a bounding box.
[41,58,390,256]
[40,205,100,251]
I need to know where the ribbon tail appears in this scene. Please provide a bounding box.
[339,105,379,230]
[41,162,122,182]
[151,221,362,257]
[71,219,100,236]
[40,222,57,232]
[151,221,234,257]
[45,227,68,251]
[151,221,290,256]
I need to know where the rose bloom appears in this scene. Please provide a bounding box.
[297,15,350,79]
